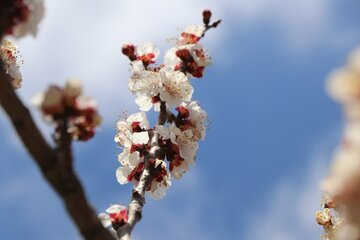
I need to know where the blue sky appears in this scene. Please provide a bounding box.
[1,0,360,239]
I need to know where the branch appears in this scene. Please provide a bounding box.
[55,118,73,170]
[117,102,167,240]
[0,59,115,240]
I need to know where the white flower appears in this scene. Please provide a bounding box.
[159,68,193,107]
[155,123,198,178]
[126,112,150,129]
[184,25,205,38]
[116,166,132,185]
[128,70,162,111]
[129,71,159,94]
[118,149,140,167]
[178,141,198,164]
[64,79,82,99]
[136,42,160,64]
[149,161,172,200]
[134,95,161,112]
[132,131,150,145]
[164,44,211,70]
[189,44,212,67]
[164,47,182,70]
[150,177,171,199]
[98,204,128,229]
[170,161,189,179]
[12,0,45,38]
[130,60,145,75]
[178,25,205,45]
[0,39,22,89]
[180,101,208,141]
[115,112,150,147]
[115,121,133,148]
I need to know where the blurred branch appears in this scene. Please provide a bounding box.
[0,57,114,239]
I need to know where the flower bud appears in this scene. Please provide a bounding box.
[202,10,212,25]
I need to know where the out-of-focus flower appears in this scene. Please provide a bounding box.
[0,38,22,89]
[32,79,101,141]
[318,45,360,240]
[1,0,44,38]
[348,46,360,73]
[327,45,360,105]
[327,68,360,104]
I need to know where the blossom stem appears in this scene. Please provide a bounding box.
[0,59,115,240]
[117,102,167,240]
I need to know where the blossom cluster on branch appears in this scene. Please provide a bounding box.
[100,10,220,239]
[316,46,360,240]
[32,80,102,141]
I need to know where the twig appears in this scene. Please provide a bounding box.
[0,59,115,240]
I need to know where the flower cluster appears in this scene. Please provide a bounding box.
[0,38,22,89]
[0,0,44,38]
[316,46,360,240]
[99,204,129,236]
[115,10,219,200]
[32,79,101,141]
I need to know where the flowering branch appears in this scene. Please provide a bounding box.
[2,2,220,239]
[100,10,221,240]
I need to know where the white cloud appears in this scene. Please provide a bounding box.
[230,0,331,50]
